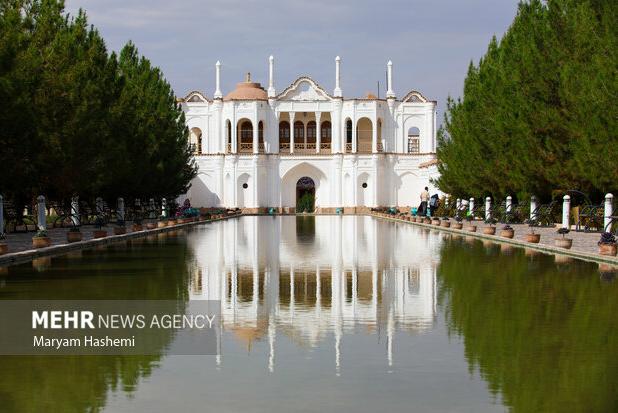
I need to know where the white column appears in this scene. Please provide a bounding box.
[562,195,571,229]
[386,60,395,98]
[214,61,222,99]
[267,55,275,98]
[289,112,295,154]
[352,117,357,153]
[530,195,538,220]
[71,195,80,226]
[372,116,378,153]
[117,197,125,222]
[469,197,474,216]
[315,112,322,154]
[506,196,512,214]
[333,56,342,97]
[485,197,491,220]
[37,195,46,231]
[456,198,461,210]
[604,193,613,231]
[231,110,238,153]
[252,118,259,154]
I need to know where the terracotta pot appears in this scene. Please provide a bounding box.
[93,230,108,239]
[441,221,451,228]
[432,219,441,226]
[66,231,82,243]
[554,238,573,249]
[157,221,167,228]
[132,224,143,232]
[0,243,8,255]
[146,223,156,230]
[525,233,541,243]
[452,222,463,230]
[500,229,515,239]
[424,218,431,224]
[113,227,126,235]
[32,236,51,248]
[168,219,178,226]
[599,243,617,256]
[483,227,496,235]
[467,225,477,232]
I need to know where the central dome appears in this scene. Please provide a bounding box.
[224,72,268,101]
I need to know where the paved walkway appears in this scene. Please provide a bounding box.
[371,213,618,266]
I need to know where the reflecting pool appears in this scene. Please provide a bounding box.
[0,216,616,412]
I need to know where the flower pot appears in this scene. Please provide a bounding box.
[0,243,8,255]
[93,230,108,239]
[66,231,82,243]
[146,222,156,230]
[168,219,178,226]
[441,221,451,228]
[452,222,463,230]
[424,218,431,224]
[32,236,51,248]
[500,229,515,239]
[432,219,441,226]
[554,238,573,249]
[483,227,496,235]
[113,227,126,235]
[157,221,167,228]
[599,243,617,256]
[467,225,477,232]
[525,233,541,243]
[132,224,143,232]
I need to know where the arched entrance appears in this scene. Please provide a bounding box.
[296,177,315,213]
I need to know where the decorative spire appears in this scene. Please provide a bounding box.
[386,60,395,99]
[268,55,276,98]
[334,56,342,97]
[214,60,222,99]
[245,72,251,82]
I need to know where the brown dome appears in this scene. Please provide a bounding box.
[224,72,268,101]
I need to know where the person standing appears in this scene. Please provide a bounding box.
[420,187,430,216]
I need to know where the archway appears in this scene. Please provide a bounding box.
[296,177,315,213]
[189,127,202,154]
[407,126,420,153]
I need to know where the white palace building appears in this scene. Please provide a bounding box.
[179,56,440,212]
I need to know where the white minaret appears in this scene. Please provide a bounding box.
[214,60,222,99]
[386,60,395,98]
[333,56,342,97]
[268,55,276,98]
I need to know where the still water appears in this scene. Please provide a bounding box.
[0,216,616,412]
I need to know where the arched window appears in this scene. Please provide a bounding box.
[320,121,332,143]
[189,127,202,154]
[345,119,353,143]
[258,121,264,142]
[294,121,304,141]
[226,120,232,152]
[356,117,373,153]
[240,121,253,142]
[407,126,420,153]
[306,121,316,143]
[279,121,290,143]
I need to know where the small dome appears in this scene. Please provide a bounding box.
[366,93,378,99]
[224,72,268,101]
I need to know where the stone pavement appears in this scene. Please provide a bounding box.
[371,213,618,266]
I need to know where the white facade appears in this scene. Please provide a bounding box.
[180,57,440,211]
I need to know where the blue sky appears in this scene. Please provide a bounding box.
[65,0,519,121]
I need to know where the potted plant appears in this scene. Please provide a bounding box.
[555,228,573,249]
[452,215,463,230]
[113,218,126,235]
[466,214,477,232]
[157,215,168,228]
[483,218,497,235]
[32,229,51,248]
[93,216,108,238]
[598,232,617,256]
[524,218,541,243]
[440,216,451,228]
[0,233,8,255]
[500,224,515,239]
[66,226,82,243]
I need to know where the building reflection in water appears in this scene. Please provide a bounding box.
[187,216,443,373]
